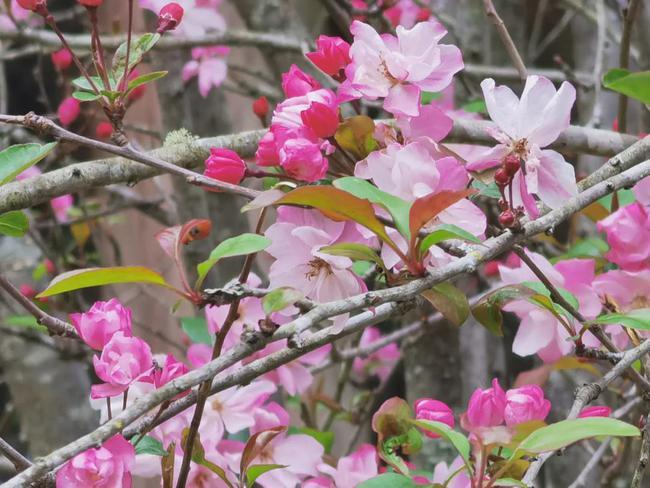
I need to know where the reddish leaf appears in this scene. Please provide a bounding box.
[240,426,286,476]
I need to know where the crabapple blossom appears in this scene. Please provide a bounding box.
[432,456,472,488]
[156,2,184,33]
[414,398,455,438]
[281,65,321,97]
[181,46,229,97]
[464,378,506,429]
[466,76,578,218]
[352,326,400,382]
[69,299,133,350]
[341,19,463,116]
[57,97,80,127]
[300,101,339,139]
[252,95,270,120]
[306,35,351,77]
[91,332,153,399]
[152,354,189,399]
[56,435,135,488]
[279,138,328,182]
[503,385,551,426]
[204,147,247,186]
[95,121,113,139]
[139,0,225,39]
[316,444,378,487]
[598,202,650,271]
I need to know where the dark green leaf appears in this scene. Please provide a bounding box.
[0,211,29,237]
[0,142,56,184]
[180,317,212,344]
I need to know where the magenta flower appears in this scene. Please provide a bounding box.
[504,385,551,426]
[70,299,132,350]
[139,0,225,39]
[464,378,506,430]
[579,406,612,418]
[466,76,577,217]
[57,97,80,127]
[281,65,321,97]
[598,202,650,271]
[383,0,431,28]
[317,443,378,488]
[414,398,455,438]
[51,48,72,70]
[279,138,328,182]
[56,435,135,488]
[300,101,339,139]
[156,2,184,33]
[204,147,247,186]
[340,19,463,116]
[91,332,153,399]
[306,35,351,77]
[181,46,229,97]
[352,327,400,382]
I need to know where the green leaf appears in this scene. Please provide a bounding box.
[590,308,650,330]
[0,142,57,184]
[246,464,286,487]
[5,315,47,333]
[512,418,640,458]
[421,91,441,105]
[180,317,212,344]
[0,211,29,237]
[72,91,102,102]
[72,76,106,91]
[133,436,167,456]
[421,282,470,326]
[493,479,528,487]
[112,33,161,80]
[37,266,171,298]
[559,237,609,260]
[471,180,501,199]
[262,287,304,315]
[127,70,168,94]
[333,177,411,239]
[598,189,636,212]
[472,285,536,336]
[603,69,650,105]
[419,224,481,254]
[522,281,580,312]
[319,242,385,271]
[358,473,417,488]
[287,426,334,453]
[196,234,271,289]
[461,99,487,114]
[408,419,471,464]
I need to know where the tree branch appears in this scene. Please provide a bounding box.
[617,0,643,133]
[0,437,31,472]
[482,0,527,80]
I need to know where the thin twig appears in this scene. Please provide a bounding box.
[0,437,31,472]
[567,437,612,488]
[482,0,527,80]
[588,0,606,129]
[617,0,642,134]
[632,411,650,487]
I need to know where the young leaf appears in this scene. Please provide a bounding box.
[371,397,419,474]
[419,223,481,254]
[521,281,580,312]
[408,419,471,464]
[37,266,173,298]
[358,473,418,488]
[0,211,29,237]
[246,464,286,487]
[472,285,536,336]
[196,233,271,289]
[133,436,167,456]
[590,308,650,330]
[319,243,385,271]
[421,282,470,326]
[126,70,168,94]
[603,69,650,105]
[493,479,528,487]
[72,91,102,102]
[262,287,304,315]
[334,115,376,159]
[112,33,161,80]
[333,177,411,239]
[240,426,286,477]
[512,417,639,459]
[180,317,213,344]
[72,76,106,91]
[0,142,56,184]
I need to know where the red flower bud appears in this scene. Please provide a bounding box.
[494,168,510,187]
[44,259,56,275]
[306,35,351,77]
[51,49,72,71]
[483,261,500,277]
[300,101,339,139]
[498,210,516,228]
[203,148,246,189]
[17,0,47,15]
[77,0,103,7]
[503,154,521,176]
[252,96,269,120]
[95,122,113,140]
[57,97,81,127]
[156,2,184,34]
[19,284,37,299]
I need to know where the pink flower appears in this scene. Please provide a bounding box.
[181,46,229,97]
[204,147,246,186]
[50,193,73,223]
[51,48,72,70]
[634,175,650,206]
[139,0,225,39]
[598,202,650,271]
[341,19,463,116]
[56,435,135,488]
[17,0,46,13]
[153,354,189,399]
[306,35,351,77]
[279,138,328,182]
[281,65,321,97]
[57,97,80,127]
[156,2,184,33]
[352,327,400,382]
[504,385,551,426]
[317,444,378,488]
[301,101,339,139]
[579,406,612,418]
[464,378,506,429]
[95,121,113,139]
[414,398,455,438]
[383,0,431,28]
[432,456,471,488]
[70,299,132,350]
[466,76,577,218]
[255,131,281,167]
[91,332,153,399]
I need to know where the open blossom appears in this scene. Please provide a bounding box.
[466,76,578,218]
[56,435,135,488]
[341,19,463,116]
[316,444,378,488]
[279,138,328,182]
[464,378,506,429]
[432,456,471,488]
[181,46,229,97]
[153,354,189,398]
[504,385,551,426]
[500,251,601,362]
[415,398,455,438]
[352,327,400,381]
[91,332,153,399]
[306,35,351,77]
[70,299,132,350]
[598,202,650,271]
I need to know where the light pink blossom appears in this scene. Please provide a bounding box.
[56,435,135,488]
[504,385,551,426]
[153,354,189,399]
[341,19,463,116]
[317,444,378,488]
[352,326,400,381]
[181,46,229,97]
[466,76,578,217]
[432,456,471,488]
[383,0,431,28]
[70,299,132,350]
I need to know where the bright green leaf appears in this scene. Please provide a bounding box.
[421,91,442,105]
[133,436,167,456]
[72,76,106,91]
[471,180,501,199]
[591,308,650,330]
[180,317,213,344]
[37,266,171,298]
[419,224,481,254]
[559,237,609,260]
[246,464,286,487]
[421,282,470,326]
[112,33,161,80]
[127,70,168,94]
[5,315,47,333]
[603,69,650,105]
[262,287,304,315]
[72,91,102,102]
[358,473,417,488]
[196,234,271,289]
[0,142,56,184]
[522,281,580,312]
[493,479,528,487]
[319,242,385,271]
[0,211,29,237]
[408,419,471,464]
[461,99,488,114]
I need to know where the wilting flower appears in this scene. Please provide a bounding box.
[464,378,506,430]
[503,385,551,426]
[414,398,455,438]
[341,19,463,116]
[204,147,246,186]
[56,435,135,488]
[70,299,132,350]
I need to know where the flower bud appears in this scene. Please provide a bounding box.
[301,101,339,138]
[95,122,113,140]
[498,210,516,228]
[57,97,80,127]
[414,398,455,438]
[504,385,551,426]
[483,261,500,277]
[204,148,247,188]
[252,96,269,120]
[465,378,506,429]
[279,138,328,182]
[44,259,56,275]
[51,49,72,71]
[281,65,321,98]
[156,2,184,33]
[494,168,510,187]
[77,0,103,7]
[306,35,351,77]
[578,406,611,418]
[16,0,47,15]
[19,284,37,299]
[503,154,521,176]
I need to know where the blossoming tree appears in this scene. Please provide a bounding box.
[0,0,649,487]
